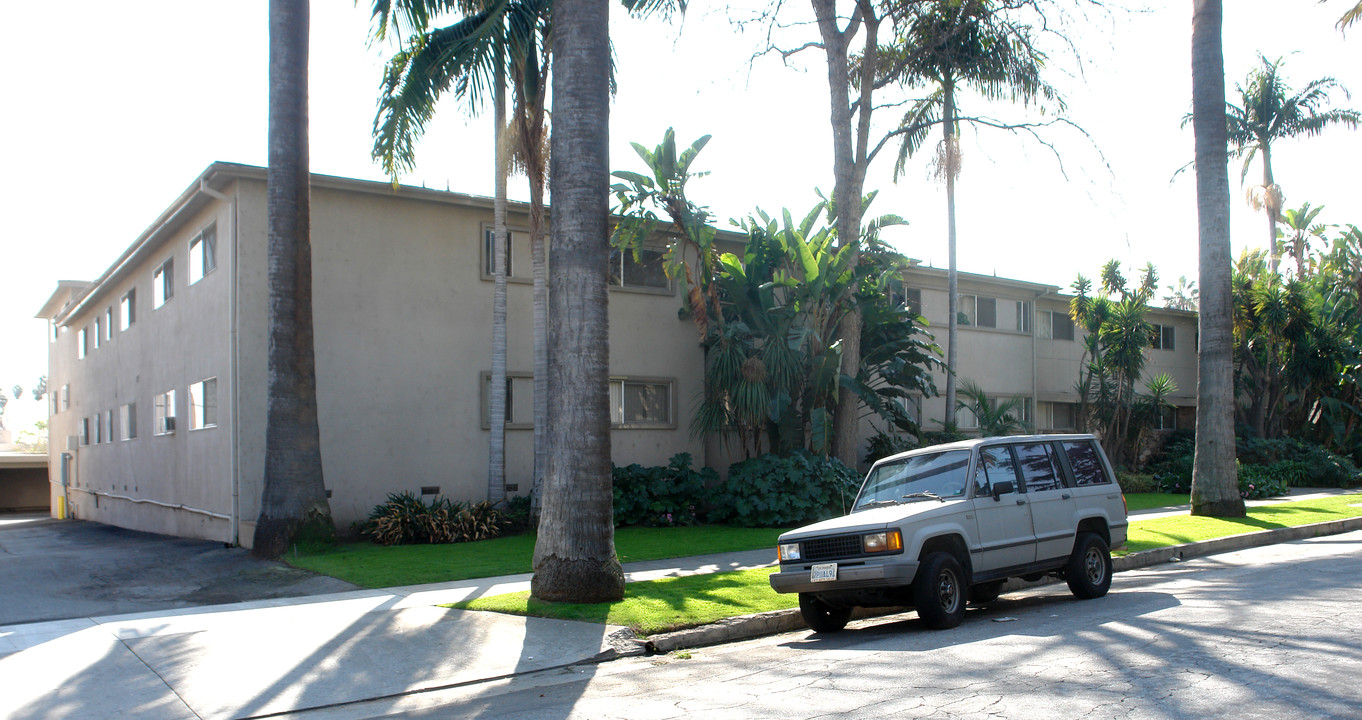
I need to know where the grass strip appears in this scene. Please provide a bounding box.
[458,493,1362,633]
[286,525,783,588]
[1123,492,1191,512]
[453,567,793,635]
[1121,492,1362,554]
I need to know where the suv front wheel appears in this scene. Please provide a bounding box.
[799,593,852,633]
[913,552,967,629]
[1065,532,1112,599]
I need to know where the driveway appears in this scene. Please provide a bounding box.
[0,514,357,626]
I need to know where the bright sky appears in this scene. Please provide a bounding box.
[2,1,1359,435]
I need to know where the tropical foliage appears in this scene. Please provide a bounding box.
[954,379,1028,437]
[707,451,862,527]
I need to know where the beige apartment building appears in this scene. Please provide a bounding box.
[37,162,1198,547]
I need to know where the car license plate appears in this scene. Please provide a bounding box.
[810,563,838,582]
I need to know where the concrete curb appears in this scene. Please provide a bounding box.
[642,515,1362,653]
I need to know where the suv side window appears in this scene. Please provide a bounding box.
[974,446,1021,496]
[1013,442,1064,492]
[1062,440,1111,486]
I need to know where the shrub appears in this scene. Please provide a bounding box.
[1116,471,1160,493]
[864,432,916,466]
[1236,465,1291,500]
[361,492,506,545]
[708,451,862,527]
[612,452,717,527]
[921,429,969,447]
[502,494,535,534]
[1236,437,1362,487]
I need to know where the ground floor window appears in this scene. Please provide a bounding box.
[610,378,673,427]
[189,378,218,430]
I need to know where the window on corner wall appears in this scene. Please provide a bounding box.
[153,258,174,308]
[189,225,217,284]
[608,248,668,290]
[78,328,87,359]
[189,378,218,429]
[154,390,176,435]
[121,289,136,330]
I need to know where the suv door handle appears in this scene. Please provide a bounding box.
[1062,493,1072,500]
[1016,498,1027,506]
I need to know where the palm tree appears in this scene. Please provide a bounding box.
[1226,55,1359,274]
[1277,202,1328,278]
[886,0,1061,430]
[254,0,335,557]
[529,0,624,603]
[371,0,552,507]
[1162,275,1199,311]
[1189,0,1244,518]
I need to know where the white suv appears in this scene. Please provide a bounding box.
[770,434,1128,631]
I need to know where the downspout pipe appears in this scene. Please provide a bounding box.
[198,179,241,546]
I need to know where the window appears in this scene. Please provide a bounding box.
[94,412,104,444]
[1039,310,1076,341]
[483,226,514,278]
[153,258,174,308]
[1010,300,1032,333]
[609,248,668,290]
[103,410,113,443]
[959,295,977,326]
[154,390,176,435]
[956,405,979,430]
[79,418,90,446]
[887,280,922,316]
[1014,442,1063,492]
[189,225,217,283]
[1152,323,1175,350]
[121,289,136,330]
[78,327,87,359]
[610,379,672,426]
[51,395,59,416]
[189,378,218,429]
[51,321,59,343]
[481,373,535,428]
[973,446,1021,496]
[120,403,137,441]
[1063,440,1111,486]
[61,384,70,410]
[1051,402,1080,431]
[104,307,114,340]
[93,316,102,350]
[976,296,997,328]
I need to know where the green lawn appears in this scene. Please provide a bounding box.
[1123,492,1190,512]
[1122,492,1362,554]
[458,493,1362,634]
[286,525,783,588]
[454,567,791,635]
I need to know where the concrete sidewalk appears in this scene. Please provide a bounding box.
[1,489,1355,720]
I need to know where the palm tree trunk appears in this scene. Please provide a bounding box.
[530,0,623,603]
[943,78,960,430]
[488,45,508,507]
[1190,0,1245,517]
[1262,144,1280,275]
[530,145,548,519]
[255,0,334,558]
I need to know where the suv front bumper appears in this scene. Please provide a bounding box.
[769,557,919,595]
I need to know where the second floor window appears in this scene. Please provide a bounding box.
[121,289,136,330]
[608,248,668,290]
[1152,323,1175,350]
[154,258,174,308]
[190,225,217,284]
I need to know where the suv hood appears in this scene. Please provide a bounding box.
[779,499,965,542]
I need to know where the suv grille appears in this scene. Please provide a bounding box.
[801,534,863,561]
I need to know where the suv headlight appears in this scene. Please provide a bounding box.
[862,530,903,553]
[779,543,801,562]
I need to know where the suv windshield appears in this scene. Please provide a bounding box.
[855,450,972,509]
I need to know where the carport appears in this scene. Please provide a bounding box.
[0,453,49,514]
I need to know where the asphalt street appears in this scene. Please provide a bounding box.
[290,529,1362,720]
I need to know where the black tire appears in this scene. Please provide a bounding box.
[969,580,1005,605]
[1066,532,1113,599]
[799,593,852,633]
[912,552,967,629]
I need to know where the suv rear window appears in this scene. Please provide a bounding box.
[1014,442,1064,492]
[1063,440,1111,486]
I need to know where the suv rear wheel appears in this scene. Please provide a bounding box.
[913,552,967,629]
[1065,532,1112,599]
[799,593,852,633]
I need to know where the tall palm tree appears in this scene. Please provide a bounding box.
[1190,0,1244,518]
[1226,55,1359,274]
[254,0,335,557]
[886,0,1061,430]
[371,0,552,507]
[530,0,624,603]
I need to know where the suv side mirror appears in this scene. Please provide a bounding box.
[992,480,1015,501]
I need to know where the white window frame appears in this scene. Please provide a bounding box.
[609,377,675,428]
[121,289,136,331]
[79,417,90,446]
[78,327,87,359]
[120,403,138,441]
[189,224,217,284]
[93,315,102,350]
[189,378,218,430]
[480,371,535,430]
[153,258,174,308]
[61,384,70,410]
[104,307,114,340]
[1152,323,1175,350]
[154,390,177,435]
